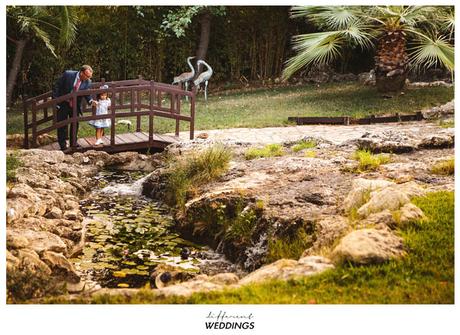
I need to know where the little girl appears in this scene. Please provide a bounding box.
[88,84,111,145]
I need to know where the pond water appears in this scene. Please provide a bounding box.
[73,170,239,289]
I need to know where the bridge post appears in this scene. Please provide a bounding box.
[110,85,116,146]
[31,99,37,148]
[149,81,155,146]
[23,96,29,148]
[190,93,195,140]
[71,92,78,148]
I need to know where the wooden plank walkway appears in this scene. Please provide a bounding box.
[39,132,180,153]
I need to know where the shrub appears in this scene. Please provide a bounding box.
[165,145,231,209]
[6,151,22,183]
[352,149,390,171]
[431,158,454,175]
[245,144,284,160]
[7,262,65,303]
[292,139,317,152]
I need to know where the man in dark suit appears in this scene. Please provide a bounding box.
[52,65,97,150]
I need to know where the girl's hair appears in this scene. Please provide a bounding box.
[96,92,108,100]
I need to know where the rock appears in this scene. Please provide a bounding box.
[45,206,63,219]
[65,200,80,210]
[398,203,427,226]
[6,250,20,271]
[15,229,67,254]
[208,273,239,285]
[418,134,454,149]
[14,249,52,275]
[303,216,349,255]
[357,187,410,218]
[421,99,454,119]
[239,256,334,285]
[354,130,418,153]
[358,70,375,86]
[7,230,30,249]
[41,251,80,283]
[6,197,37,223]
[154,274,234,298]
[331,228,405,265]
[392,181,426,198]
[343,178,395,212]
[63,210,82,221]
[360,210,396,229]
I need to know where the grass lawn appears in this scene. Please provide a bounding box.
[46,191,454,304]
[7,82,454,140]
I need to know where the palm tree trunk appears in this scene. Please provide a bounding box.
[195,11,211,76]
[375,30,409,94]
[7,38,27,107]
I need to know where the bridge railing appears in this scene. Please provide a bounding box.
[23,77,195,149]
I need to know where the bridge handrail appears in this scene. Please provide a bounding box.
[23,78,195,149]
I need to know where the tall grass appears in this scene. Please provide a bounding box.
[164,145,231,209]
[352,149,390,172]
[431,159,454,175]
[245,144,284,160]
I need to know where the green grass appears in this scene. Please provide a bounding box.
[292,139,317,152]
[8,83,454,139]
[352,149,391,172]
[164,145,231,209]
[304,150,317,158]
[266,228,313,263]
[6,151,23,183]
[245,144,284,160]
[431,158,454,175]
[439,119,454,128]
[45,190,452,304]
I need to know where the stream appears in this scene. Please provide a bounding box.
[72,170,241,289]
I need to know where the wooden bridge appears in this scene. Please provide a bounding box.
[23,77,195,153]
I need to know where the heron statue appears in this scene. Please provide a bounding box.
[193,59,213,101]
[172,56,195,99]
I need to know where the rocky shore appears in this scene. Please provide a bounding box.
[6,119,454,302]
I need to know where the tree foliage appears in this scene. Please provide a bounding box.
[283,5,455,81]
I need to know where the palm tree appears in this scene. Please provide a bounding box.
[282,6,454,94]
[6,6,77,106]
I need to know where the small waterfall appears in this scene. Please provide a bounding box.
[100,172,153,196]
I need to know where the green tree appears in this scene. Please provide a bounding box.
[283,6,454,93]
[161,6,226,75]
[6,6,77,106]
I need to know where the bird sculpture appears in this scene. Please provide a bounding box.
[193,59,213,101]
[172,56,196,94]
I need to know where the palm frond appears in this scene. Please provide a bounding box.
[408,33,454,73]
[291,6,360,30]
[282,31,343,80]
[57,6,78,47]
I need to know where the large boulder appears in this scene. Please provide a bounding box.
[303,215,349,255]
[13,249,52,275]
[353,130,418,153]
[357,187,410,218]
[41,251,80,283]
[331,228,405,265]
[343,178,395,212]
[14,229,67,254]
[154,273,239,298]
[238,256,334,285]
[398,203,427,226]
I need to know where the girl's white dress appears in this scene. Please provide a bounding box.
[88,98,111,128]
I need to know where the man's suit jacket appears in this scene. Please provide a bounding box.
[52,70,92,115]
